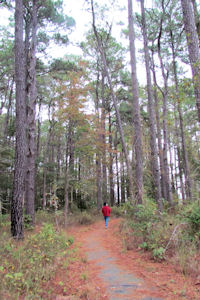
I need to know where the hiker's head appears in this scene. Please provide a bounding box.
[104,202,107,206]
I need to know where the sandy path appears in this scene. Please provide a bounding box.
[68,218,199,300]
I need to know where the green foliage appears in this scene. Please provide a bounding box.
[0,223,73,298]
[122,201,200,267]
[183,203,200,234]
[152,247,165,260]
[139,241,148,250]
[110,206,125,217]
[24,214,34,230]
[0,214,10,229]
[129,202,158,237]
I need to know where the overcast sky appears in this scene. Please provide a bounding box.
[2,0,189,85]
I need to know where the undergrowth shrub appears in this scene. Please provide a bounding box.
[110,206,125,217]
[121,200,200,274]
[0,223,73,299]
[183,203,200,236]
[35,209,57,225]
[78,211,95,225]
[0,214,10,229]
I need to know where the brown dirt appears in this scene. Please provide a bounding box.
[45,218,200,300]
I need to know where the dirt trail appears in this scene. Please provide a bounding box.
[55,218,199,300]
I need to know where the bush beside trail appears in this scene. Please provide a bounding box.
[0,215,73,299]
[117,201,200,278]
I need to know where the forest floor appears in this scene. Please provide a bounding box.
[44,218,200,300]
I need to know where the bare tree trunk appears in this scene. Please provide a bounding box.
[108,111,115,206]
[101,72,107,200]
[42,105,52,209]
[91,0,135,202]
[56,135,61,183]
[120,151,126,203]
[36,99,42,159]
[181,0,200,123]
[64,122,72,226]
[11,0,26,239]
[114,133,120,205]
[128,0,143,204]
[174,109,186,201]
[35,97,42,206]
[140,0,162,210]
[95,70,102,210]
[64,158,69,227]
[170,28,193,200]
[96,155,102,210]
[42,135,50,210]
[25,0,38,224]
[168,134,175,194]
[157,20,173,206]
[151,49,165,199]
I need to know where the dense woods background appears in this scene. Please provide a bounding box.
[0,0,200,238]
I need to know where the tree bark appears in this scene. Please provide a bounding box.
[157,17,173,206]
[91,0,135,202]
[120,151,126,203]
[151,48,165,200]
[25,0,38,224]
[101,72,107,201]
[11,0,26,239]
[128,0,143,204]
[181,0,200,123]
[108,111,115,206]
[114,132,120,205]
[140,0,162,211]
[42,105,53,209]
[64,122,73,226]
[170,28,193,200]
[95,69,102,210]
[174,109,186,201]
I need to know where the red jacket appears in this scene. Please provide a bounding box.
[102,205,111,217]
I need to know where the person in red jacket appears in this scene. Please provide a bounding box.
[102,202,111,229]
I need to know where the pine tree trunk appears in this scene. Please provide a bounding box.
[108,112,115,206]
[168,134,175,194]
[170,28,193,200]
[64,122,73,226]
[95,72,102,210]
[151,49,165,200]
[11,0,26,239]
[25,0,38,224]
[64,159,69,227]
[157,23,173,206]
[120,151,126,203]
[114,133,120,205]
[101,73,107,201]
[140,0,162,210]
[91,0,135,202]
[96,156,102,210]
[56,135,61,183]
[128,0,143,204]
[174,110,186,201]
[181,0,200,123]
[42,108,52,209]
